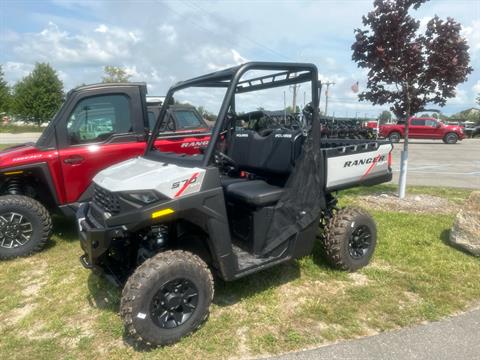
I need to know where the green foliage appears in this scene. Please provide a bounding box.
[0,65,11,114]
[285,105,301,113]
[377,110,392,123]
[13,63,64,126]
[196,106,216,121]
[452,108,480,124]
[102,65,132,83]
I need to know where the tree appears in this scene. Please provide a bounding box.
[477,94,480,106]
[378,110,392,123]
[102,65,132,83]
[13,63,64,126]
[0,65,11,114]
[352,0,472,198]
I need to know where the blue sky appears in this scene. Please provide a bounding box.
[1,0,479,117]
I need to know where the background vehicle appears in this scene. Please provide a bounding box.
[0,83,211,259]
[78,62,393,346]
[464,124,480,138]
[379,117,465,144]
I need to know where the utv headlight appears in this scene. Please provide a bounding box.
[123,191,160,204]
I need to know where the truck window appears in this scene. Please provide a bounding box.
[425,119,437,127]
[175,110,202,129]
[411,119,426,126]
[66,94,132,145]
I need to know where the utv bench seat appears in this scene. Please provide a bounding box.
[226,180,284,207]
[220,175,247,190]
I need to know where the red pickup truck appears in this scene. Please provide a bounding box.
[379,117,465,144]
[0,83,210,259]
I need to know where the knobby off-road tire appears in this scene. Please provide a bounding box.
[0,195,52,260]
[321,207,377,272]
[443,132,458,144]
[120,250,214,347]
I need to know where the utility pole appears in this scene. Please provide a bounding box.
[290,83,300,112]
[323,81,335,116]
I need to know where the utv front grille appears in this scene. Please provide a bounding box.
[92,185,120,215]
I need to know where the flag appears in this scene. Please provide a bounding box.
[351,81,359,93]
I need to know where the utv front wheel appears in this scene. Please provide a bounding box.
[0,195,52,259]
[120,250,214,346]
[321,207,377,271]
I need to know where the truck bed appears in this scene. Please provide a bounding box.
[321,139,393,191]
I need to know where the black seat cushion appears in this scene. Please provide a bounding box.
[226,180,284,207]
[220,176,247,190]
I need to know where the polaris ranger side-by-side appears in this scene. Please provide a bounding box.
[77,62,393,346]
[0,84,211,259]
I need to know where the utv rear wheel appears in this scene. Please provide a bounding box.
[388,132,401,143]
[120,250,214,347]
[0,195,52,260]
[443,132,458,144]
[321,207,377,271]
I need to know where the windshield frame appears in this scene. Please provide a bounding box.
[145,62,320,168]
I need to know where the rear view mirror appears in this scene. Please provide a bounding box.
[436,123,441,128]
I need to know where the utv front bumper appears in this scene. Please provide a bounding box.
[77,203,126,268]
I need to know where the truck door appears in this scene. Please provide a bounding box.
[425,119,442,139]
[409,118,426,138]
[57,87,147,203]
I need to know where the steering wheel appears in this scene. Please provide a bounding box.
[216,151,237,169]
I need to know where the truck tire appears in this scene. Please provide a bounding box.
[0,195,52,260]
[321,207,377,272]
[388,132,401,143]
[443,132,458,144]
[120,250,214,347]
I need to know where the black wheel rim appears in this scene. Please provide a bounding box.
[348,225,372,259]
[0,212,33,249]
[150,278,199,329]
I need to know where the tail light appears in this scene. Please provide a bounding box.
[388,152,392,167]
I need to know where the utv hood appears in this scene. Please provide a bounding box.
[93,157,207,199]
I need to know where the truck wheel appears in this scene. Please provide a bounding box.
[0,195,52,260]
[321,207,377,271]
[120,250,214,346]
[388,132,401,143]
[443,132,458,144]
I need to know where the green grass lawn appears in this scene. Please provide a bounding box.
[0,144,12,150]
[0,124,44,133]
[0,186,478,359]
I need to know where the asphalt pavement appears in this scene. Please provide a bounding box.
[269,308,480,360]
[1,133,479,189]
[390,138,480,189]
[0,132,41,144]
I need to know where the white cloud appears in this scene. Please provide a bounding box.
[3,62,34,84]
[94,24,108,33]
[1,0,478,116]
[462,20,480,58]
[473,81,480,94]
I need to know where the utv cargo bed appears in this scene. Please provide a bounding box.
[321,139,392,191]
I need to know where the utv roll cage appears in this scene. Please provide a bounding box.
[146,62,321,166]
